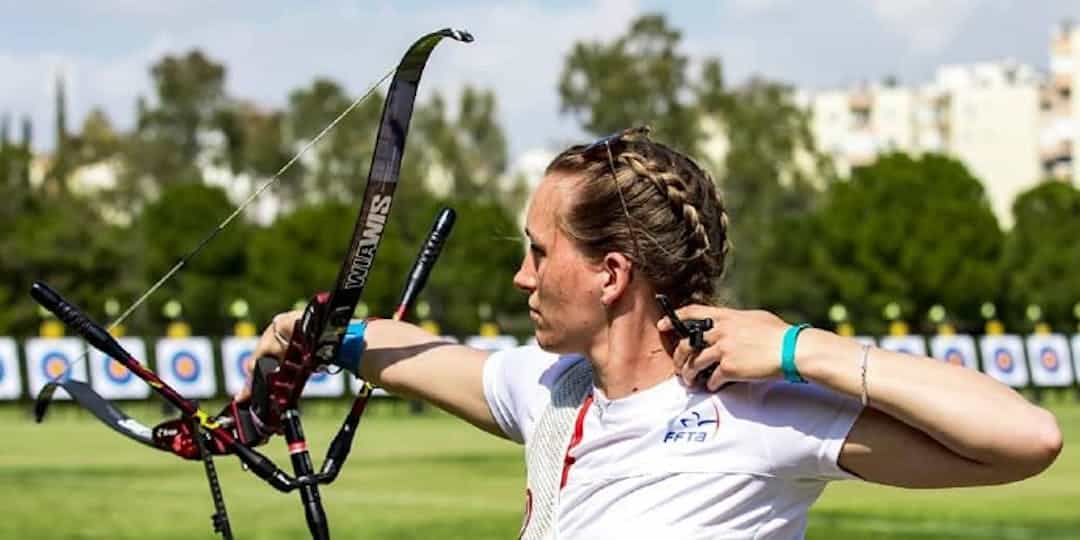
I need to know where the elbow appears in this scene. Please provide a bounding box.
[1031,411,1064,473]
[1007,409,1063,481]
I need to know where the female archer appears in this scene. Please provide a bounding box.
[245,127,1061,539]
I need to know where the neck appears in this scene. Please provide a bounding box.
[586,290,675,399]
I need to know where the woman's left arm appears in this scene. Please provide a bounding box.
[661,307,1063,488]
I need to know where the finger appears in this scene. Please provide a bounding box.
[673,305,727,323]
[235,372,253,402]
[671,337,695,372]
[683,348,721,386]
[705,364,728,392]
[235,320,288,402]
[657,316,673,332]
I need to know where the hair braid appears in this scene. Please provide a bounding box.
[620,153,713,262]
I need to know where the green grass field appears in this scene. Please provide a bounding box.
[2,396,1077,539]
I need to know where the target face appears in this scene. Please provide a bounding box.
[1040,347,1060,371]
[235,350,254,377]
[994,348,1015,373]
[42,352,72,382]
[104,358,133,383]
[944,347,965,366]
[171,351,201,383]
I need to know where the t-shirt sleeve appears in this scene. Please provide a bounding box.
[482,345,565,444]
[747,381,863,481]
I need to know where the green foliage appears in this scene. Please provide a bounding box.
[1001,181,1080,331]
[244,194,526,337]
[427,197,527,336]
[135,182,252,334]
[123,50,228,194]
[284,78,384,205]
[558,14,701,153]
[705,73,829,307]
[0,189,132,335]
[414,87,509,202]
[799,154,1004,333]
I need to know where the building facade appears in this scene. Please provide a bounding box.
[802,22,1080,228]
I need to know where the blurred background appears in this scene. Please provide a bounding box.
[2,2,1080,539]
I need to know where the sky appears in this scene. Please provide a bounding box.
[4,0,1080,167]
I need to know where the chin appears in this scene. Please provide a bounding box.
[533,330,581,356]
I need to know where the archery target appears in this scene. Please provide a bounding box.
[1026,334,1074,387]
[879,335,927,357]
[25,338,88,400]
[978,334,1028,387]
[89,337,150,399]
[465,335,519,352]
[929,334,978,369]
[156,337,216,398]
[0,338,22,400]
[221,337,259,396]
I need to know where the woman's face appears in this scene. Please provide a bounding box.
[513,173,606,354]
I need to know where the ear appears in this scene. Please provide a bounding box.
[598,252,634,306]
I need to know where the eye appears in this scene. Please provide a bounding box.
[528,242,545,268]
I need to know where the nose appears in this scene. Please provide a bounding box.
[513,255,535,293]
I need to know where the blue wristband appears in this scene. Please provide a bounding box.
[335,320,367,376]
[780,323,812,384]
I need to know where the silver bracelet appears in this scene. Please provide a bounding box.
[859,343,871,407]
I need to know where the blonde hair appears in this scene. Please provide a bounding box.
[546,127,730,306]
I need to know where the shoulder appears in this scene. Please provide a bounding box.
[482,345,588,443]
[487,345,585,388]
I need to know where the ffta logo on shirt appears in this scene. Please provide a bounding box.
[663,397,721,443]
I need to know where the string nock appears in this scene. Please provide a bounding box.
[655,294,713,352]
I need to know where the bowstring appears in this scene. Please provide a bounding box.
[53,67,397,379]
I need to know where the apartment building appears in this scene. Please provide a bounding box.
[802,22,1079,227]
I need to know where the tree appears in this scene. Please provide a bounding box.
[135,182,252,335]
[698,62,831,307]
[283,78,384,205]
[0,187,131,335]
[414,86,509,202]
[77,108,122,164]
[1001,181,1080,331]
[124,50,229,195]
[46,75,72,196]
[558,14,701,153]
[799,154,1003,334]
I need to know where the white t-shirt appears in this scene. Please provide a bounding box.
[482,345,863,540]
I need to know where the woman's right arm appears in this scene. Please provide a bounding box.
[248,312,504,438]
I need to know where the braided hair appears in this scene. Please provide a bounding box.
[546,127,730,307]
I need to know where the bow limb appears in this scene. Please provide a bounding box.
[258,28,474,424]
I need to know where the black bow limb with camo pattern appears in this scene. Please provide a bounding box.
[31,28,472,540]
